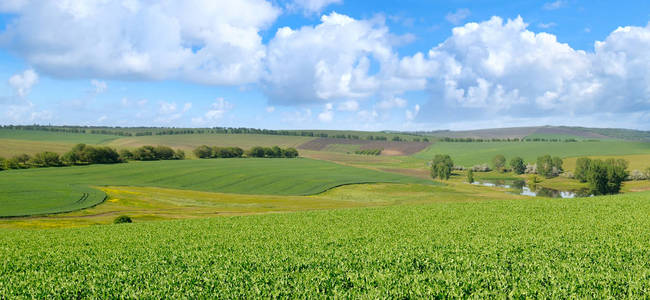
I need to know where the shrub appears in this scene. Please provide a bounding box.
[467,169,474,183]
[0,157,5,171]
[355,149,382,156]
[471,164,491,172]
[574,157,591,182]
[586,158,628,195]
[153,145,175,160]
[30,152,62,167]
[113,215,132,224]
[193,145,213,158]
[119,149,134,161]
[173,149,185,160]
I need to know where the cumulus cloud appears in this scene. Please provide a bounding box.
[192,98,233,124]
[1,0,280,85]
[264,12,399,105]
[291,0,341,14]
[405,104,420,121]
[445,8,470,25]
[9,69,38,98]
[398,16,650,125]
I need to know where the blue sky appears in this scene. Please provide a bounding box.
[1,0,650,130]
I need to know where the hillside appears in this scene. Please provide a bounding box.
[419,126,650,141]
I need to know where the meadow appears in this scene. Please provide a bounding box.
[1,191,648,297]
[415,140,650,166]
[0,158,432,217]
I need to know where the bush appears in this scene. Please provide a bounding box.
[628,170,647,181]
[30,152,62,167]
[193,145,213,158]
[471,164,491,172]
[574,157,591,182]
[467,169,474,183]
[113,215,132,224]
[355,149,382,156]
[0,157,5,171]
[119,149,134,161]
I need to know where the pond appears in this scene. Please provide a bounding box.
[472,179,592,198]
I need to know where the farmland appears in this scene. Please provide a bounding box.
[0,158,432,217]
[1,191,649,297]
[415,140,650,166]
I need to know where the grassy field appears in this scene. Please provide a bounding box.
[1,191,648,297]
[0,158,433,217]
[415,140,650,166]
[564,154,650,172]
[107,134,313,152]
[0,128,120,144]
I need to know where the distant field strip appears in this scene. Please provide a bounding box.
[299,138,430,156]
[0,129,120,144]
[415,141,650,166]
[107,134,313,152]
[0,158,434,217]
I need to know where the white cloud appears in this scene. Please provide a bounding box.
[9,69,38,98]
[405,104,420,121]
[1,0,280,85]
[318,103,334,122]
[337,100,359,111]
[291,0,341,14]
[264,12,396,105]
[266,106,275,113]
[445,9,470,25]
[159,101,177,114]
[91,79,107,93]
[191,98,233,124]
[543,1,565,10]
[377,97,407,110]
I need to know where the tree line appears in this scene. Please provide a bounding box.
[193,145,299,159]
[439,137,584,143]
[1,125,428,142]
[354,149,382,156]
[0,144,185,171]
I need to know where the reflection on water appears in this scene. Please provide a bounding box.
[472,179,592,198]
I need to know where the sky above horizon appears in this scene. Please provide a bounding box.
[1,0,650,131]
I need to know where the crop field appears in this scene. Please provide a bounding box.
[0,128,120,144]
[0,139,79,157]
[107,133,313,153]
[415,140,650,166]
[563,154,650,172]
[0,158,432,217]
[1,191,649,297]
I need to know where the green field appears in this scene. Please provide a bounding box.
[1,192,649,297]
[415,141,650,166]
[0,128,120,144]
[0,158,433,217]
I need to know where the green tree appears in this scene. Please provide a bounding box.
[133,146,157,161]
[492,154,506,172]
[574,157,592,182]
[509,157,525,175]
[536,155,554,178]
[153,145,175,160]
[586,158,628,195]
[31,152,62,167]
[283,148,299,158]
[552,156,563,172]
[248,146,265,158]
[173,149,185,160]
[467,169,474,183]
[431,154,454,180]
[0,157,5,171]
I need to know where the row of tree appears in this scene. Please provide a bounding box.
[193,145,299,159]
[0,144,186,171]
[354,149,382,156]
[2,125,427,142]
[439,137,583,143]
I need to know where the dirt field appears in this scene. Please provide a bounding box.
[298,138,431,156]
